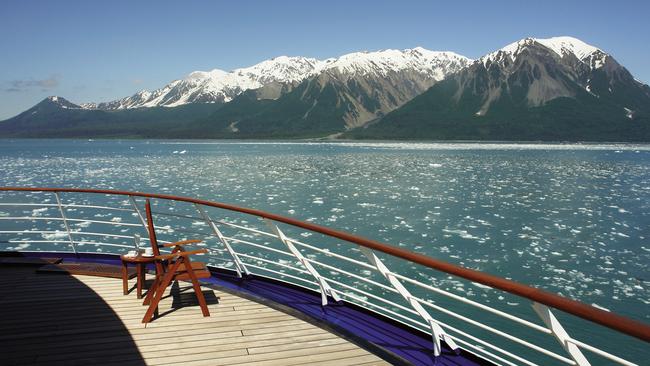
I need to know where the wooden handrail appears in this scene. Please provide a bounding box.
[1,186,649,342]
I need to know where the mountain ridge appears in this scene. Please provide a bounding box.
[2,36,649,141]
[80,48,471,111]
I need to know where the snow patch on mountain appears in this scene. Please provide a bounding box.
[481,36,604,68]
[45,96,81,109]
[321,47,470,80]
[536,36,600,60]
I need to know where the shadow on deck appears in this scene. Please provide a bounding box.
[0,265,147,365]
[0,262,391,366]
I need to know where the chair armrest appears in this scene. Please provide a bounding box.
[162,239,202,248]
[155,249,207,261]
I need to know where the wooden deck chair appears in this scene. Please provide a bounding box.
[141,199,211,323]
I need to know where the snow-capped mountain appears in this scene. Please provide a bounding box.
[5,36,649,141]
[358,36,650,141]
[185,47,472,135]
[482,36,603,67]
[84,48,470,110]
[321,47,469,79]
[42,96,82,110]
[467,36,649,115]
[82,56,322,110]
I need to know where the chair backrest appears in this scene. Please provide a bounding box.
[144,199,165,274]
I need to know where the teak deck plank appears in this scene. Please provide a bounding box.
[0,266,390,366]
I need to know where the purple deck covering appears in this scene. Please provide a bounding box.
[8,251,491,366]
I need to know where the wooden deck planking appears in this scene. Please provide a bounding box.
[1,266,390,365]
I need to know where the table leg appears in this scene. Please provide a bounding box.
[137,263,144,299]
[121,260,128,295]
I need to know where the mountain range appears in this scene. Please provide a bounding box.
[350,37,650,141]
[2,36,649,141]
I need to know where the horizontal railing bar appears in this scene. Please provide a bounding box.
[74,241,133,249]
[223,236,294,257]
[243,263,319,287]
[66,218,142,227]
[63,204,135,212]
[6,240,71,244]
[237,253,310,275]
[151,225,214,238]
[304,257,399,294]
[213,219,279,238]
[0,217,143,230]
[289,239,376,270]
[392,272,551,334]
[415,295,572,363]
[150,210,204,222]
[0,203,60,207]
[442,321,549,366]
[452,336,520,366]
[0,230,63,235]
[205,256,232,262]
[0,232,145,245]
[331,288,429,330]
[566,338,637,366]
[70,231,139,240]
[6,240,140,249]
[0,216,64,221]
[0,202,135,212]
[204,248,228,254]
[5,239,140,251]
[0,240,169,253]
[325,277,420,317]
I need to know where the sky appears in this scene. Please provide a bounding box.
[0,0,648,120]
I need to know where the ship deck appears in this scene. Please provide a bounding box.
[1,265,390,366]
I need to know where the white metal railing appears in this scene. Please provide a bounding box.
[0,189,647,366]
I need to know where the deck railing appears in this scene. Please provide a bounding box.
[0,187,648,366]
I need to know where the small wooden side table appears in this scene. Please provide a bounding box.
[120,254,156,299]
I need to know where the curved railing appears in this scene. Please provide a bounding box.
[0,187,648,366]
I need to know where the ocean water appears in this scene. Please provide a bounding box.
[1,139,648,364]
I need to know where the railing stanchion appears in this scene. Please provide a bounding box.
[53,192,77,255]
[359,246,458,356]
[133,233,141,251]
[533,302,591,366]
[129,196,149,233]
[195,204,248,277]
[265,219,340,306]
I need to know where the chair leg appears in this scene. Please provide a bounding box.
[183,259,210,317]
[142,262,180,323]
[143,276,159,306]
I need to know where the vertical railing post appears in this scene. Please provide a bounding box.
[195,204,249,278]
[133,233,141,251]
[532,302,591,366]
[129,196,149,233]
[53,192,77,255]
[265,219,340,306]
[359,246,458,357]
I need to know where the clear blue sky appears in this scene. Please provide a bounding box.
[1,0,648,120]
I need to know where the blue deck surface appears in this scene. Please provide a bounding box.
[11,252,490,366]
[204,270,488,366]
